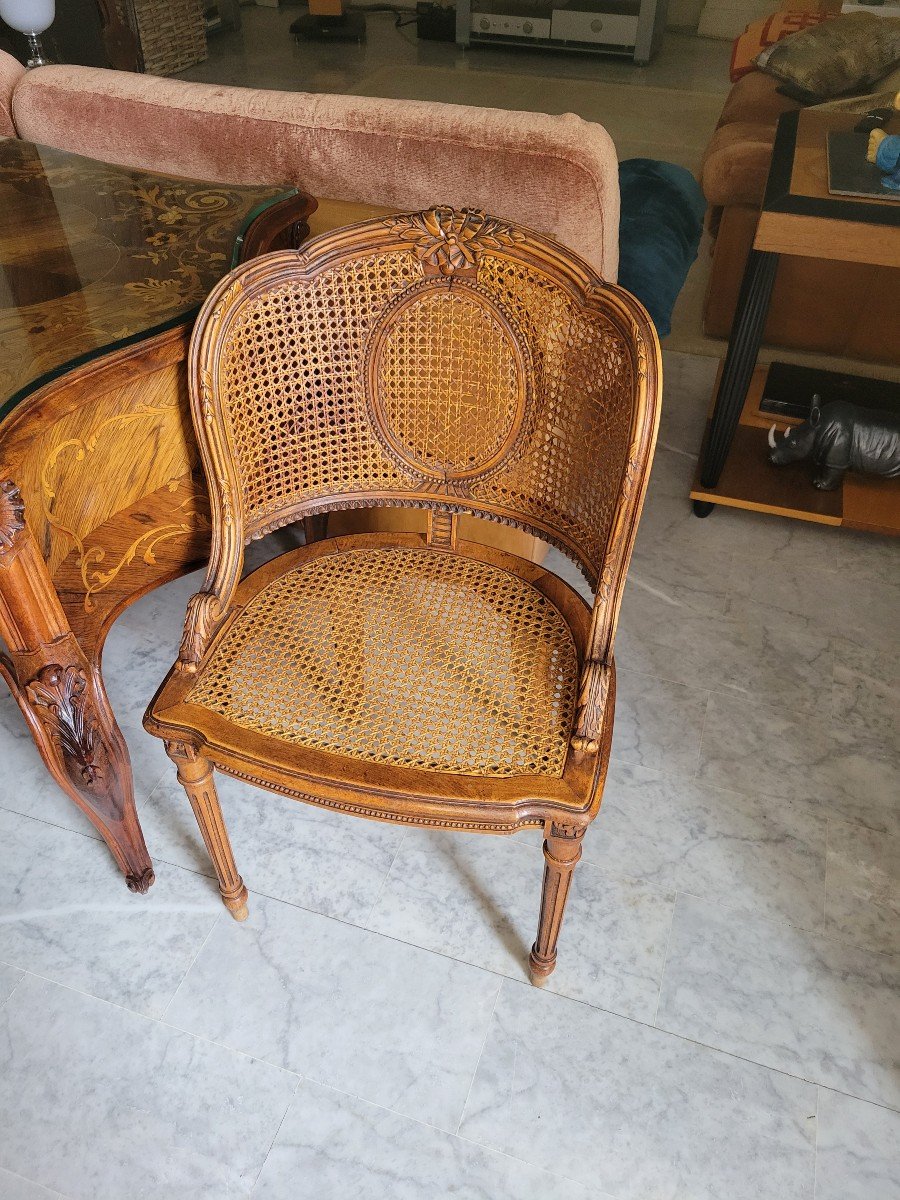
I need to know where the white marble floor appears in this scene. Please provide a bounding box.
[0,350,898,1199]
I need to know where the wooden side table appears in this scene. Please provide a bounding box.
[691,110,900,535]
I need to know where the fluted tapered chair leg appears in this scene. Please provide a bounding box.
[529,826,583,984]
[164,740,249,921]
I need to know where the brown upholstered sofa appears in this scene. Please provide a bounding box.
[701,62,900,366]
[0,51,620,280]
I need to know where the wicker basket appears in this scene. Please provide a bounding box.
[133,0,207,75]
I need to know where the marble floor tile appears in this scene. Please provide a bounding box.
[0,807,221,1018]
[0,1169,61,1200]
[90,569,200,803]
[367,829,675,1022]
[728,557,899,651]
[611,668,708,778]
[253,1079,595,1200]
[100,638,181,803]
[657,895,900,1109]
[827,726,900,832]
[832,638,900,747]
[0,973,298,1200]
[635,485,857,612]
[623,539,733,618]
[616,589,833,714]
[117,711,172,810]
[698,692,900,833]
[0,961,23,1007]
[591,763,826,929]
[635,444,773,563]
[825,813,900,957]
[657,349,718,455]
[832,527,900,589]
[166,892,500,1132]
[140,770,403,925]
[459,979,816,1200]
[815,1089,900,1200]
[726,516,855,577]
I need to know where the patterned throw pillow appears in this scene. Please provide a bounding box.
[730,10,832,84]
[756,11,900,102]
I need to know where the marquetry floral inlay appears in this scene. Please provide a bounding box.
[39,402,208,611]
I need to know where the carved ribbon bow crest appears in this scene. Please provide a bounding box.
[388,208,525,276]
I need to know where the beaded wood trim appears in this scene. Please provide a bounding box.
[187,545,579,778]
[216,762,546,831]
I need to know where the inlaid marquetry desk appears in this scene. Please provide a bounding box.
[0,140,318,892]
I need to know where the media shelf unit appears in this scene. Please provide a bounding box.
[456,0,667,63]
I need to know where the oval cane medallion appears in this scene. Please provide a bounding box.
[366,280,530,484]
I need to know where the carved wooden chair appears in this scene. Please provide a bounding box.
[144,208,661,982]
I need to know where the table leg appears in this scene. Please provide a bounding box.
[0,479,154,892]
[694,249,780,516]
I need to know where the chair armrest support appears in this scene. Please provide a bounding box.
[571,657,612,754]
[176,591,225,673]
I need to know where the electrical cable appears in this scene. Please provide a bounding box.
[346,3,418,28]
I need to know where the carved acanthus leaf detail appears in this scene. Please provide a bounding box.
[571,659,611,755]
[199,369,216,425]
[549,821,585,840]
[177,592,224,672]
[218,478,235,527]
[388,208,525,276]
[163,738,200,764]
[210,277,243,325]
[25,664,105,786]
[0,479,26,554]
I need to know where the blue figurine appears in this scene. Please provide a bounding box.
[868,129,900,191]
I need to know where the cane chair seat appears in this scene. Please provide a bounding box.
[187,542,582,780]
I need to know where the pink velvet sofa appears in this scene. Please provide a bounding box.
[0,51,619,279]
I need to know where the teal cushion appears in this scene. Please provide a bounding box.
[617,159,706,339]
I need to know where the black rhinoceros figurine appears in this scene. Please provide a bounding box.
[768,396,900,490]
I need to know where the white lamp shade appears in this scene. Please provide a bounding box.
[0,0,54,34]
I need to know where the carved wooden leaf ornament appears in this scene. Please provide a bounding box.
[26,664,104,786]
[0,479,25,552]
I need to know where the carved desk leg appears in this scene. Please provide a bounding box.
[529,821,584,985]
[0,479,154,892]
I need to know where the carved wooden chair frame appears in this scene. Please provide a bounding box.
[144,207,661,982]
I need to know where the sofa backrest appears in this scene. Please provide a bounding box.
[5,58,619,279]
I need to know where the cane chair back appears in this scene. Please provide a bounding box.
[190,209,657,611]
[147,209,661,980]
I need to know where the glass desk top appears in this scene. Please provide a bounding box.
[0,140,295,420]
